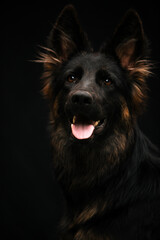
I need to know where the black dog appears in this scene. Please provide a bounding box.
[39,5,160,239]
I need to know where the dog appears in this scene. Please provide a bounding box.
[39,5,160,240]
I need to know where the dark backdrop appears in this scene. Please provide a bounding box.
[2,1,160,239]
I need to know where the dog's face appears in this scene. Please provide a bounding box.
[59,53,127,141]
[40,5,150,144]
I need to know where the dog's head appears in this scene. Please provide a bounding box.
[40,5,151,143]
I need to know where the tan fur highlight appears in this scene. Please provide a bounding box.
[59,29,77,61]
[128,59,151,78]
[129,59,152,114]
[35,46,61,66]
[120,97,130,124]
[35,46,62,99]
[67,201,108,230]
[75,206,98,224]
[116,39,137,68]
[122,105,130,121]
[75,229,111,240]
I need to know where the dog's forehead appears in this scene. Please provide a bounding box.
[66,53,110,71]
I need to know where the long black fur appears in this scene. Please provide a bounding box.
[39,5,160,240]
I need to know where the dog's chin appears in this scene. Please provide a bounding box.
[68,115,106,141]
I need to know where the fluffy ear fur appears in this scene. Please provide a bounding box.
[102,9,149,68]
[39,5,91,98]
[47,4,91,62]
[102,9,151,115]
[114,10,147,68]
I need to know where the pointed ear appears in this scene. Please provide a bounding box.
[48,5,91,61]
[103,9,148,69]
[39,5,91,99]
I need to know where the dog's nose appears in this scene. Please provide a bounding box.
[71,91,93,106]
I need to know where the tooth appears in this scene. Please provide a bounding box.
[94,120,100,127]
[73,116,76,124]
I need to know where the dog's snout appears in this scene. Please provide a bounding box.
[71,91,93,106]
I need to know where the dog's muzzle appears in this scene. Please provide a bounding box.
[65,90,106,140]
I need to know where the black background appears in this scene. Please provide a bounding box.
[2,1,160,239]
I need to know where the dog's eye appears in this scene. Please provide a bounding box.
[97,70,113,87]
[67,74,78,83]
[104,78,112,86]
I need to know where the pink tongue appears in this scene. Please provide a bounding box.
[71,124,95,140]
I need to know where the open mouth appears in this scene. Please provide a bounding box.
[70,115,105,140]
